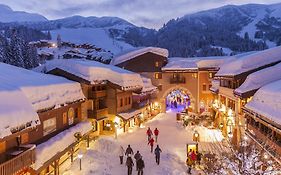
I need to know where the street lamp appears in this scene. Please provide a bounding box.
[193,130,199,142]
[78,152,83,171]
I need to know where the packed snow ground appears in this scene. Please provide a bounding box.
[62,111,229,175]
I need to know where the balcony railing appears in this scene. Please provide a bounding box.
[88,90,106,99]
[0,145,35,175]
[88,107,108,120]
[170,77,186,84]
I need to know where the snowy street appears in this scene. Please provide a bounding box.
[62,111,229,175]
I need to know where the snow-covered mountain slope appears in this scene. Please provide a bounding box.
[50,27,135,55]
[0,4,47,23]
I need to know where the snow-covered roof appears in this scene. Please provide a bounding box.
[216,46,281,77]
[141,76,157,94]
[246,79,281,125]
[38,59,144,91]
[111,47,169,66]
[35,121,92,170]
[162,56,227,71]
[118,109,142,120]
[0,84,40,139]
[0,63,85,111]
[235,62,281,95]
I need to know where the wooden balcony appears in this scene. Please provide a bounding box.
[88,107,108,120]
[0,145,35,175]
[170,77,186,84]
[88,90,106,99]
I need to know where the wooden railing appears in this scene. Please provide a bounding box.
[88,90,106,99]
[0,146,35,175]
[88,107,108,120]
[170,77,186,84]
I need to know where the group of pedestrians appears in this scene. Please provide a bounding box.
[119,145,145,175]
[118,127,163,175]
[186,149,202,174]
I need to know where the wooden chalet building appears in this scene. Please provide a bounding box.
[243,79,281,161]
[111,47,224,115]
[39,59,150,136]
[0,63,90,175]
[212,46,281,146]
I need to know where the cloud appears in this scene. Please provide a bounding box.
[0,0,280,29]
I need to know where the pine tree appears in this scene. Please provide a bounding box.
[47,31,52,40]
[9,32,25,68]
[57,34,62,49]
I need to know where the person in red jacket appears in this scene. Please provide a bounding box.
[146,127,153,141]
[148,137,155,153]
[154,128,159,142]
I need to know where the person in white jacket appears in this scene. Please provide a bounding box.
[119,146,125,164]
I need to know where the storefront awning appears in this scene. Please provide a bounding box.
[117,109,142,121]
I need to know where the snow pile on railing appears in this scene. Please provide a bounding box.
[0,84,40,139]
[216,46,281,76]
[246,79,281,125]
[235,62,281,94]
[111,47,168,65]
[141,76,157,94]
[39,59,144,91]
[34,122,92,170]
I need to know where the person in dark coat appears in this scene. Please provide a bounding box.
[137,156,145,175]
[126,156,134,175]
[154,145,162,165]
[154,128,159,142]
[134,151,141,171]
[125,145,134,156]
[174,101,177,108]
[148,137,155,153]
[196,151,202,165]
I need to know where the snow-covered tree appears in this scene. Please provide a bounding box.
[8,33,25,67]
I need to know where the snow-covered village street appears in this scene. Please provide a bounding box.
[62,111,227,175]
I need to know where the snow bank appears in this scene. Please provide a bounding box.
[235,62,281,94]
[216,46,281,76]
[162,56,227,71]
[0,63,85,111]
[34,122,92,170]
[0,84,40,138]
[111,47,169,65]
[210,79,220,92]
[246,79,281,125]
[39,59,144,91]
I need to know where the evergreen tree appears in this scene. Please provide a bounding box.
[47,31,52,40]
[57,34,62,48]
[244,32,250,40]
[9,33,25,67]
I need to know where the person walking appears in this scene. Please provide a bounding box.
[146,127,153,141]
[125,145,134,156]
[186,157,192,174]
[118,145,125,164]
[154,128,159,142]
[137,156,145,175]
[148,137,155,153]
[154,145,162,165]
[190,150,197,167]
[196,151,202,165]
[134,151,141,171]
[126,155,134,175]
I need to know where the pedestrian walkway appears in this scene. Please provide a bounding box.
[62,111,229,175]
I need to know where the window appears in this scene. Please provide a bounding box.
[92,121,98,132]
[155,61,160,67]
[63,112,67,125]
[120,98,123,107]
[43,118,56,136]
[0,141,6,154]
[68,108,75,125]
[125,97,128,105]
[209,84,212,90]
[203,84,207,91]
[158,85,162,91]
[154,73,162,79]
[128,97,131,104]
[209,72,214,78]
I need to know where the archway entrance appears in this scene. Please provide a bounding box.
[161,86,196,113]
[166,89,190,112]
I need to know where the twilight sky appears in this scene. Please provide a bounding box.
[0,0,280,29]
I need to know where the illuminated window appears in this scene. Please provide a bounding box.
[154,73,162,79]
[155,61,160,67]
[209,72,213,78]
